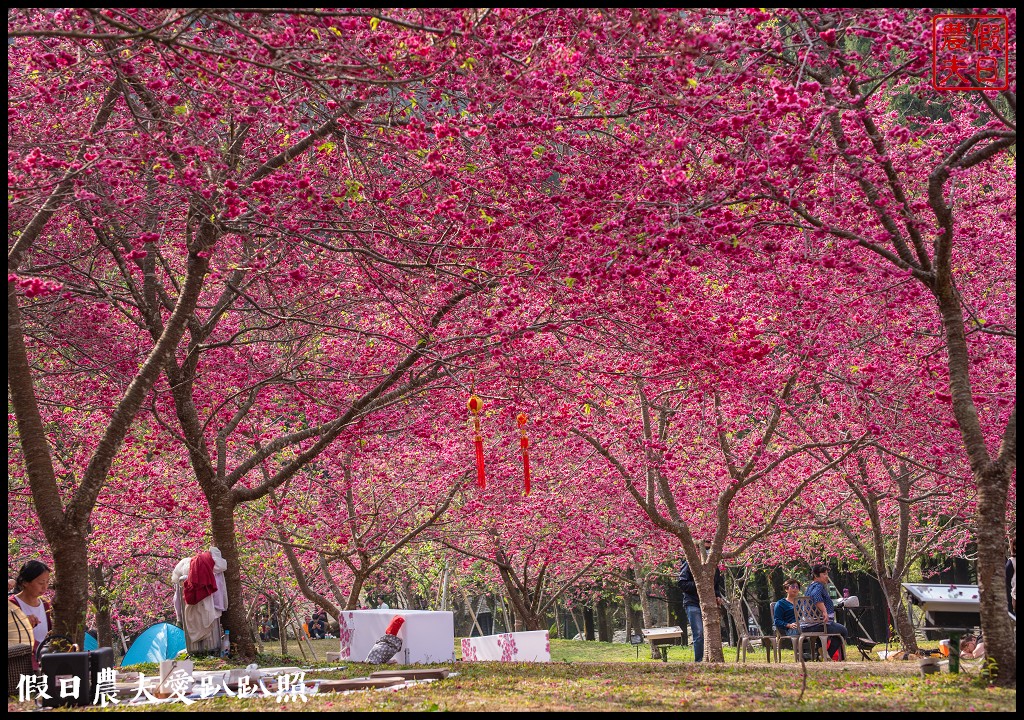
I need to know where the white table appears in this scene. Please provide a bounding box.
[336,609,454,664]
[641,626,683,658]
[460,630,550,662]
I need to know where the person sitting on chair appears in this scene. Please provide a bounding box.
[773,577,803,637]
[800,564,848,659]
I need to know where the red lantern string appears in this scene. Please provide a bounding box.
[468,394,485,489]
[517,412,530,496]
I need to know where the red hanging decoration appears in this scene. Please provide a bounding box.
[517,413,530,496]
[468,394,485,489]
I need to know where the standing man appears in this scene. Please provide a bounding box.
[677,543,726,662]
[801,564,848,659]
[1006,537,1015,614]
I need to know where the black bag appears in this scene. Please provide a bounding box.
[40,647,91,708]
[364,633,403,664]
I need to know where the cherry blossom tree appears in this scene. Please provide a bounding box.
[690,8,1015,680]
[9,9,1013,678]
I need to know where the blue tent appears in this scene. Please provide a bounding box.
[84,632,97,651]
[121,623,186,667]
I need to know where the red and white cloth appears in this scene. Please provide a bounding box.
[172,547,228,647]
[183,551,218,606]
[337,609,454,664]
[461,630,550,662]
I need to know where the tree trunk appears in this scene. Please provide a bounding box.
[502,596,516,633]
[47,534,90,643]
[639,574,654,628]
[724,594,751,654]
[570,608,583,639]
[622,597,630,640]
[495,568,544,631]
[624,592,644,641]
[936,289,1016,685]
[347,575,367,610]
[208,493,255,659]
[90,565,114,653]
[878,576,918,653]
[975,461,1015,681]
[278,604,289,657]
[583,607,595,641]
[695,567,725,662]
[624,567,646,638]
[597,598,612,641]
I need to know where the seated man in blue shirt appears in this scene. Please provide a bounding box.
[801,564,848,659]
[773,577,803,637]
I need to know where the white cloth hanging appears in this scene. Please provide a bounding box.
[171,547,228,647]
[210,547,228,613]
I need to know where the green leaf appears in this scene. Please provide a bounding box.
[344,178,365,202]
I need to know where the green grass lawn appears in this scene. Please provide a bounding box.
[8,638,1013,712]
[298,635,926,664]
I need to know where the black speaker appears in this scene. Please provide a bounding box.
[40,651,91,707]
[89,647,115,698]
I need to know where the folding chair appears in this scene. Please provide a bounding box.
[770,601,797,662]
[740,622,778,663]
[793,595,845,662]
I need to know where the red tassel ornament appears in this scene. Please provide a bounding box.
[517,413,531,495]
[468,394,486,489]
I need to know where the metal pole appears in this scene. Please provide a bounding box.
[115,616,129,657]
[948,631,960,674]
[439,561,449,612]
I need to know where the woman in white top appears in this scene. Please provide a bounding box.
[960,635,985,659]
[12,560,51,646]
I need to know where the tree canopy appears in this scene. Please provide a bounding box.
[8,8,1015,682]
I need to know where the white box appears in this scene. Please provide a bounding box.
[337,609,454,664]
[156,659,194,697]
[460,630,551,662]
